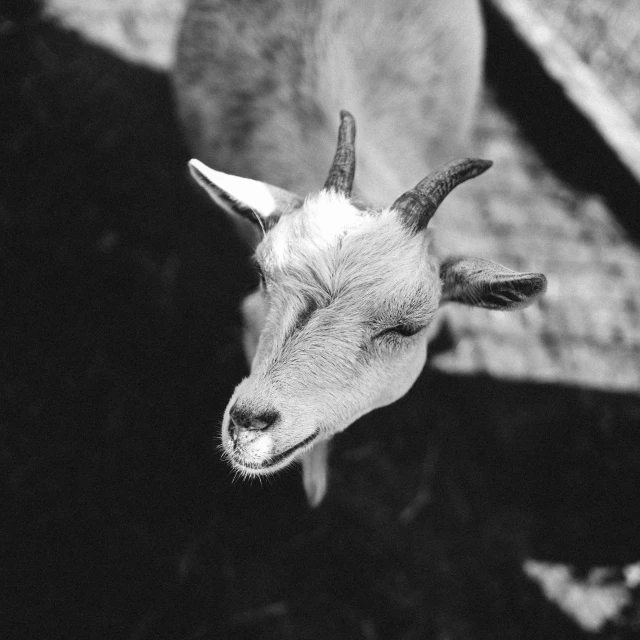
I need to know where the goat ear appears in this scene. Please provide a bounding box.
[440,257,547,310]
[188,159,303,232]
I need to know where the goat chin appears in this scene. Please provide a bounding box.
[222,423,322,478]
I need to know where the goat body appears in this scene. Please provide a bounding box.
[175,0,484,203]
[173,0,546,506]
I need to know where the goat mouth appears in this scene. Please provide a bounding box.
[232,428,320,472]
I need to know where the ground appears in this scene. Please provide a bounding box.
[1,1,640,639]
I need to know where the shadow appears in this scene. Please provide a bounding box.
[1,4,639,640]
[482,0,640,245]
[0,7,273,639]
[144,370,640,640]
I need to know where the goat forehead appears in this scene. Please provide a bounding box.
[258,192,435,294]
[258,191,366,266]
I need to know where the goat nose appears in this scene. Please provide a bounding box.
[229,404,279,433]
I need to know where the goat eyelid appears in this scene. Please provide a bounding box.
[373,323,425,340]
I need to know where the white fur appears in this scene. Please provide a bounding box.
[221,193,440,489]
[189,160,281,217]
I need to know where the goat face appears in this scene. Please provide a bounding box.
[224,191,441,475]
[188,112,547,495]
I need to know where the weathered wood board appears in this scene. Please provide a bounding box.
[491,0,640,194]
[45,0,185,68]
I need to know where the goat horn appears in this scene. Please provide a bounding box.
[323,110,356,196]
[392,158,493,233]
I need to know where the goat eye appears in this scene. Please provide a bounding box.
[375,324,423,340]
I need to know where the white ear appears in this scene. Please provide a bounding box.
[440,257,547,310]
[188,159,302,232]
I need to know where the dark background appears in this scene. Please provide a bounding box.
[1,1,639,638]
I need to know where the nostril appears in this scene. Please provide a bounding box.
[229,404,279,432]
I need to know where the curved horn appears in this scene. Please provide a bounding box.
[323,110,356,196]
[392,158,493,233]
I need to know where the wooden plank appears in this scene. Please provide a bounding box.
[491,0,640,185]
[46,0,185,69]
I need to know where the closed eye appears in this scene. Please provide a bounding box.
[374,324,424,339]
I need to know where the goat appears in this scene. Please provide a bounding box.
[174,0,547,506]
